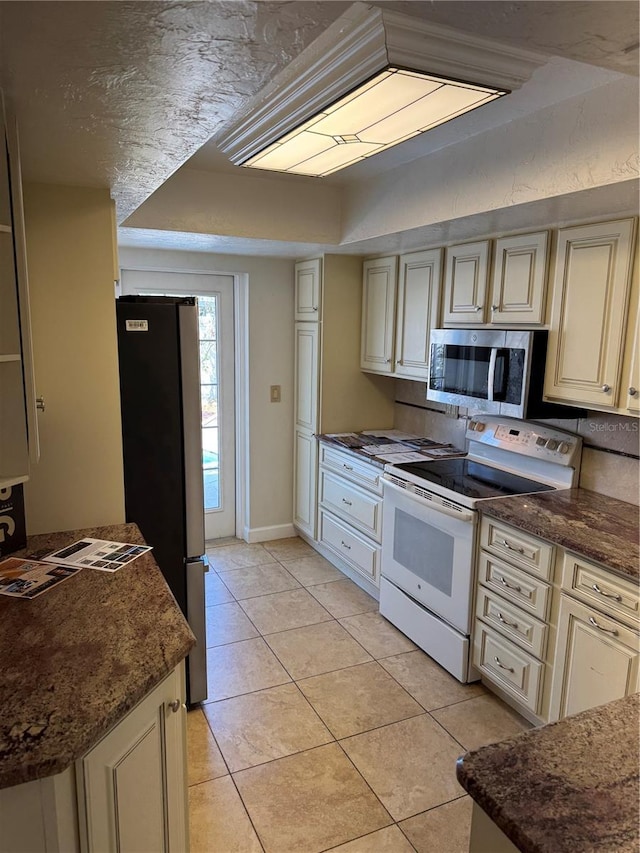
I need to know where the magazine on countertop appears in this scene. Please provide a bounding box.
[0,557,80,599]
[43,538,152,573]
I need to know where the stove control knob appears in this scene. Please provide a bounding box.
[535,436,546,447]
[558,441,571,454]
[545,439,558,451]
[475,422,485,432]
[468,421,477,431]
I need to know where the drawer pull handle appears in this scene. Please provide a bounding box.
[497,575,521,593]
[497,612,519,630]
[340,540,352,550]
[342,498,353,506]
[343,464,353,471]
[588,616,618,636]
[493,656,514,673]
[497,538,525,555]
[592,583,622,602]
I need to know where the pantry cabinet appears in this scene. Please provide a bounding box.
[360,256,397,374]
[0,94,38,489]
[293,256,394,541]
[543,218,637,411]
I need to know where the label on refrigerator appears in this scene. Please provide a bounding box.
[125,319,149,332]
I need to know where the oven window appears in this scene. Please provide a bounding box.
[393,508,454,596]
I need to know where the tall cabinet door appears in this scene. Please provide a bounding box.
[294,323,319,431]
[394,249,442,380]
[544,219,636,409]
[293,428,318,537]
[361,256,397,374]
[294,258,322,321]
[442,241,490,325]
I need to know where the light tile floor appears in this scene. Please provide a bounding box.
[188,537,530,853]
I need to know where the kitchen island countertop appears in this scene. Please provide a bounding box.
[456,692,640,853]
[0,523,195,790]
[479,487,639,581]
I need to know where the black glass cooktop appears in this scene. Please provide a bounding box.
[395,458,555,500]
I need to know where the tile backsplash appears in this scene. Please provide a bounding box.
[394,380,640,506]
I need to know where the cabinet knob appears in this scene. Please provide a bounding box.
[629,387,638,397]
[474,305,482,312]
[385,358,391,363]
[397,359,403,366]
[312,306,318,311]
[601,384,611,393]
[491,305,498,312]
[168,699,181,713]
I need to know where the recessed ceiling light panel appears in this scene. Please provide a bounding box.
[216,2,546,177]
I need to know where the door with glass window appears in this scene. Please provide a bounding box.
[119,269,236,540]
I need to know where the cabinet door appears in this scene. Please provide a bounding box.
[360,256,397,373]
[293,428,318,538]
[394,249,442,379]
[549,595,640,722]
[622,307,640,414]
[544,219,636,409]
[490,231,548,325]
[294,258,322,321]
[77,665,188,853]
[442,241,490,325]
[294,323,319,431]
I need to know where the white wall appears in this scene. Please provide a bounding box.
[118,246,296,539]
[23,184,125,533]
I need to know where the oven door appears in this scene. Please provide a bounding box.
[381,478,477,634]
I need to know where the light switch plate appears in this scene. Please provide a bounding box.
[270,385,281,403]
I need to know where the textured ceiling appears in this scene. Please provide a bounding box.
[0,1,638,224]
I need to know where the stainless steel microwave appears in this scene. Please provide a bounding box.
[427,329,582,419]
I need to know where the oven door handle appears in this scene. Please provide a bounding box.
[383,478,476,523]
[487,347,498,402]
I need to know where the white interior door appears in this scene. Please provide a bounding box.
[119,269,236,540]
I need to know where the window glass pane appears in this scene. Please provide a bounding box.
[200,340,217,385]
[198,298,217,340]
[201,384,218,427]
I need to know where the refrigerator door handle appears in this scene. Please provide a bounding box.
[186,557,207,704]
[179,302,206,559]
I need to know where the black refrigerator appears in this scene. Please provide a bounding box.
[116,295,207,704]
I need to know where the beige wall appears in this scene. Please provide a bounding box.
[117,246,296,537]
[23,184,125,533]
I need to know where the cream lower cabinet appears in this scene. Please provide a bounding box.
[544,218,638,412]
[473,518,554,722]
[317,443,383,594]
[0,665,188,853]
[548,553,640,721]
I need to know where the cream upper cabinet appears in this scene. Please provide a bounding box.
[394,249,442,380]
[360,256,397,374]
[489,231,548,325]
[442,240,490,325]
[544,218,637,410]
[619,245,640,415]
[294,258,322,320]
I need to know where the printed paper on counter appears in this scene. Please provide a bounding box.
[361,430,420,441]
[0,557,80,599]
[375,451,430,463]
[43,538,152,573]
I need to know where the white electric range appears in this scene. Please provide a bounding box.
[379,416,582,683]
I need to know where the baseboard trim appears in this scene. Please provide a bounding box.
[243,523,297,544]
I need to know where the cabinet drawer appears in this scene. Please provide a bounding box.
[478,551,551,620]
[319,469,383,541]
[481,518,554,580]
[561,553,640,628]
[473,622,544,713]
[319,510,379,583]
[319,444,383,495]
[476,586,547,659]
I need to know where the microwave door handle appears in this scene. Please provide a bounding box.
[487,348,498,401]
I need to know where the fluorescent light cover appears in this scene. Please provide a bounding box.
[244,68,505,176]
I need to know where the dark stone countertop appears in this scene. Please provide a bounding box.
[0,523,195,790]
[480,488,639,581]
[457,693,640,853]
